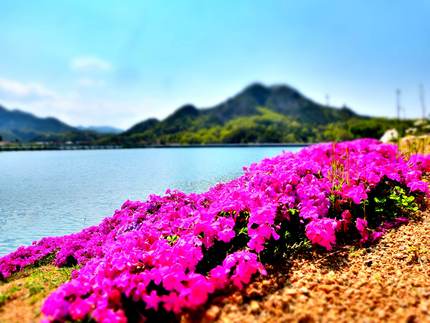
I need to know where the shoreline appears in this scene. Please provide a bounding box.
[0,142,310,152]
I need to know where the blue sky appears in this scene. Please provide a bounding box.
[0,0,429,128]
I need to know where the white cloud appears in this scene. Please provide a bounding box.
[70,56,113,72]
[0,76,146,128]
[0,75,182,129]
[0,78,56,100]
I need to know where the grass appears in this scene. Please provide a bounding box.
[0,264,75,322]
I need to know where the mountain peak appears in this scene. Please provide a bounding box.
[240,83,270,104]
[123,82,362,144]
[270,83,301,94]
[242,82,268,92]
[166,104,199,120]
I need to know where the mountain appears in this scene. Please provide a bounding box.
[0,105,75,141]
[201,83,357,124]
[77,125,123,134]
[0,105,99,143]
[0,83,414,145]
[117,83,369,145]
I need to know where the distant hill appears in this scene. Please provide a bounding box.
[200,83,357,124]
[77,125,123,134]
[127,83,357,132]
[0,105,75,141]
[0,83,415,145]
[0,105,99,143]
[115,83,397,145]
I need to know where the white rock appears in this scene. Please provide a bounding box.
[380,129,399,143]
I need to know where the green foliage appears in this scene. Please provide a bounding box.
[373,185,419,217]
[347,118,413,139]
[234,211,250,237]
[369,181,421,228]
[388,186,419,212]
[117,105,415,146]
[165,235,179,246]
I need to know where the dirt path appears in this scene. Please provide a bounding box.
[196,211,430,323]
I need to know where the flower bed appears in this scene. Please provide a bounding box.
[1,139,429,322]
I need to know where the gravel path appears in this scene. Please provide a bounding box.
[194,210,430,323]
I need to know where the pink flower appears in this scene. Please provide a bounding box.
[186,276,210,307]
[356,218,369,243]
[162,292,182,314]
[143,290,160,310]
[370,231,383,241]
[92,308,127,323]
[69,299,91,321]
[305,218,338,250]
[342,183,368,204]
[407,180,429,194]
[339,210,352,232]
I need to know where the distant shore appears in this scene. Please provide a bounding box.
[0,143,310,152]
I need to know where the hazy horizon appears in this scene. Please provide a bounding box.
[0,81,418,131]
[1,0,429,128]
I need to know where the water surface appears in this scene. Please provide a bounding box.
[0,147,301,255]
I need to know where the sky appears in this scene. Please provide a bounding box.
[0,0,429,129]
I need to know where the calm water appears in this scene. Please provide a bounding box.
[0,147,301,256]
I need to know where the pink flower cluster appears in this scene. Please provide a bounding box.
[0,139,428,322]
